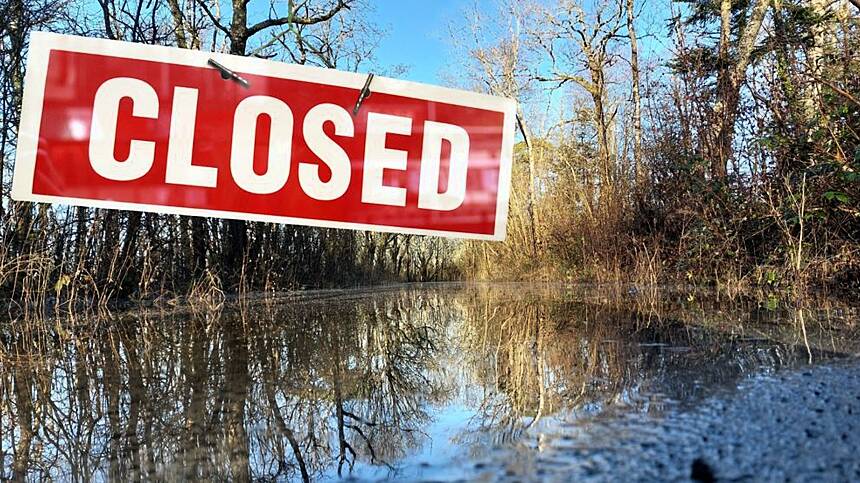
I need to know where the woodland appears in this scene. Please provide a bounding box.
[1,0,858,314]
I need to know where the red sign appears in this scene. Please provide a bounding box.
[12,33,515,240]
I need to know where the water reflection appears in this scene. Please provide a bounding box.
[1,285,857,481]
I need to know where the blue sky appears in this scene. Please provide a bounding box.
[245,0,672,88]
[240,0,484,84]
[372,0,479,84]
[371,0,672,83]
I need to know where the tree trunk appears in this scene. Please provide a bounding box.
[189,218,206,277]
[167,0,189,48]
[802,0,836,132]
[711,0,770,179]
[7,0,31,255]
[592,86,612,189]
[516,109,539,255]
[626,0,643,186]
[222,0,251,286]
[229,0,248,55]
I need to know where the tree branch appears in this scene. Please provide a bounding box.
[536,73,595,93]
[246,0,349,38]
[195,0,231,38]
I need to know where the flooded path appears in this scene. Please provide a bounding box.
[1,283,858,481]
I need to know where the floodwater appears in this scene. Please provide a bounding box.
[1,283,858,482]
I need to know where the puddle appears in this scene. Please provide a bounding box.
[1,283,858,481]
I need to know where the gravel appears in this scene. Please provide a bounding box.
[477,359,860,482]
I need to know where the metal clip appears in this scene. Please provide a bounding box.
[353,73,374,116]
[208,58,250,88]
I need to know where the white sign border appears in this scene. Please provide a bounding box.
[12,31,515,241]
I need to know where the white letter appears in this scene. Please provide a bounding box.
[89,77,158,181]
[362,113,411,207]
[418,121,470,211]
[165,87,217,187]
[230,96,293,195]
[299,103,353,201]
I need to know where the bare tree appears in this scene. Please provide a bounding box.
[533,0,625,191]
[456,1,541,254]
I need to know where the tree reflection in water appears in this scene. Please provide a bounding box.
[1,291,452,481]
[1,285,856,481]
[455,285,856,447]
